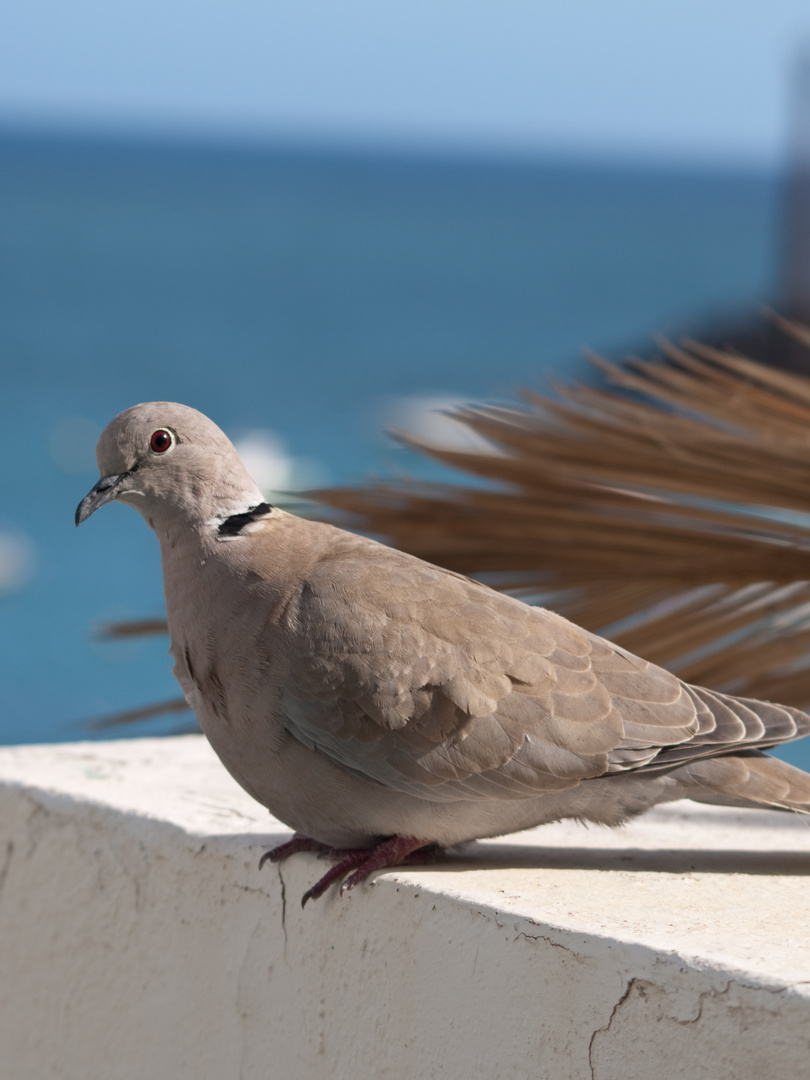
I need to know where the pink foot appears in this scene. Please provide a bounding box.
[301,836,436,907]
[260,834,440,905]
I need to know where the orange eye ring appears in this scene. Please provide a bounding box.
[150,429,173,453]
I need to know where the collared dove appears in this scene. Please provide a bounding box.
[77,402,810,904]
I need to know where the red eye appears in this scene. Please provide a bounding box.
[150,429,173,453]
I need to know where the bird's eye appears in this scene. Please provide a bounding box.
[150,429,173,454]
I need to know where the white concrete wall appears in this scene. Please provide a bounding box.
[0,735,809,1080]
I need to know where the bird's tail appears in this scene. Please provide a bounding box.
[673,751,810,814]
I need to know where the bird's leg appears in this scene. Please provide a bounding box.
[322,841,442,866]
[260,834,440,905]
[258,833,330,870]
[301,836,434,907]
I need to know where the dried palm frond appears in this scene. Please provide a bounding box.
[317,320,810,706]
[87,696,193,731]
[98,618,172,640]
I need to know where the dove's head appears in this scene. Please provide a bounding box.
[75,402,264,533]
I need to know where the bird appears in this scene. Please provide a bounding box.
[76,402,810,905]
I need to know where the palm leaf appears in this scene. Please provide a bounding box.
[317,320,810,706]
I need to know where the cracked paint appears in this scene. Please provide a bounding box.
[589,977,638,1080]
[276,863,288,950]
[0,840,13,904]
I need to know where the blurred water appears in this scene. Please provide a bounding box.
[1,128,794,757]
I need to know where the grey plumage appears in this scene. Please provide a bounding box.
[77,402,810,901]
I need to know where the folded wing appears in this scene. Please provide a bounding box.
[280,540,809,803]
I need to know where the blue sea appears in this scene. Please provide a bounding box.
[4,127,804,769]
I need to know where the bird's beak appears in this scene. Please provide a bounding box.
[75,473,130,526]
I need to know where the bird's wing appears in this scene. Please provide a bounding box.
[278,537,762,803]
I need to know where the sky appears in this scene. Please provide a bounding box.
[1,1,810,165]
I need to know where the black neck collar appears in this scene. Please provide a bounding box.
[217,502,274,537]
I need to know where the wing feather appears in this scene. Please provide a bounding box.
[277,536,809,802]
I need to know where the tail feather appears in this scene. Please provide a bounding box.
[674,752,810,813]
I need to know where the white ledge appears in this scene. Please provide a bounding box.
[1,735,809,1079]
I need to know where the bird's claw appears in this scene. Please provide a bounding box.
[260,833,437,905]
[259,834,329,870]
[306,836,433,905]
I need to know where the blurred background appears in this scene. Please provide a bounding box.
[1,1,810,755]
